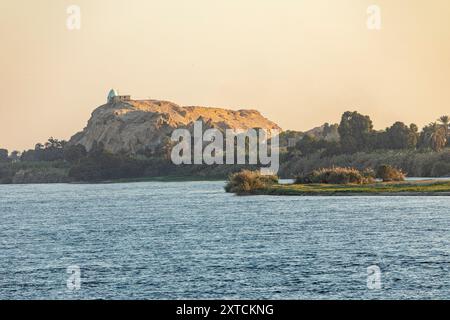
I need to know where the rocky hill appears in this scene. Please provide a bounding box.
[69,99,281,154]
[304,124,340,141]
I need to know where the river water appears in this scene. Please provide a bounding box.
[0,181,449,299]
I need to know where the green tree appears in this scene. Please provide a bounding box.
[20,149,38,162]
[438,115,449,130]
[0,149,8,162]
[45,137,66,149]
[68,150,145,182]
[9,151,20,161]
[63,144,87,164]
[438,115,450,142]
[296,134,318,155]
[338,111,374,153]
[279,130,303,150]
[422,122,447,152]
[385,122,418,150]
[409,123,420,148]
[322,123,339,141]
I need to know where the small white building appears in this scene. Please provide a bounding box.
[107,89,131,103]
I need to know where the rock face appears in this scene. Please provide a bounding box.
[304,124,340,142]
[70,99,281,154]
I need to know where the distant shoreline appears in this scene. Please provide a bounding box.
[92,176,226,183]
[0,175,227,185]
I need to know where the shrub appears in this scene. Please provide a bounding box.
[63,144,87,163]
[362,167,376,180]
[295,167,375,185]
[11,168,70,184]
[68,151,146,182]
[0,165,14,184]
[376,165,405,182]
[0,149,8,162]
[430,161,450,177]
[225,170,278,195]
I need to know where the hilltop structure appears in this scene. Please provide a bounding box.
[70,95,281,154]
[107,89,131,103]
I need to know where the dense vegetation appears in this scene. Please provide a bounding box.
[0,138,256,183]
[1,111,450,184]
[286,112,449,155]
[279,147,450,178]
[279,112,450,178]
[0,139,146,183]
[224,168,448,196]
[376,165,405,182]
[295,167,376,185]
[224,170,279,195]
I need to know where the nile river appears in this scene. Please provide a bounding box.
[0,181,449,299]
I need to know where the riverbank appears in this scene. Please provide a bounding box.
[97,175,226,183]
[246,180,450,196]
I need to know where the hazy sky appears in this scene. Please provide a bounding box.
[1,0,450,151]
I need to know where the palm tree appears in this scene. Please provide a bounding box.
[438,115,450,137]
[425,122,447,152]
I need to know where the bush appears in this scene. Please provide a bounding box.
[362,167,376,180]
[225,170,278,195]
[68,151,146,182]
[279,149,450,179]
[0,149,8,162]
[295,167,375,185]
[376,165,405,182]
[11,168,70,184]
[0,165,14,184]
[430,161,450,177]
[63,144,87,163]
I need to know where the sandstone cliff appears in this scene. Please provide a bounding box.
[69,99,281,154]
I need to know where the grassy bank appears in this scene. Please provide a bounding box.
[251,180,450,196]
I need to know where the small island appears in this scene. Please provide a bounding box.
[225,167,450,196]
